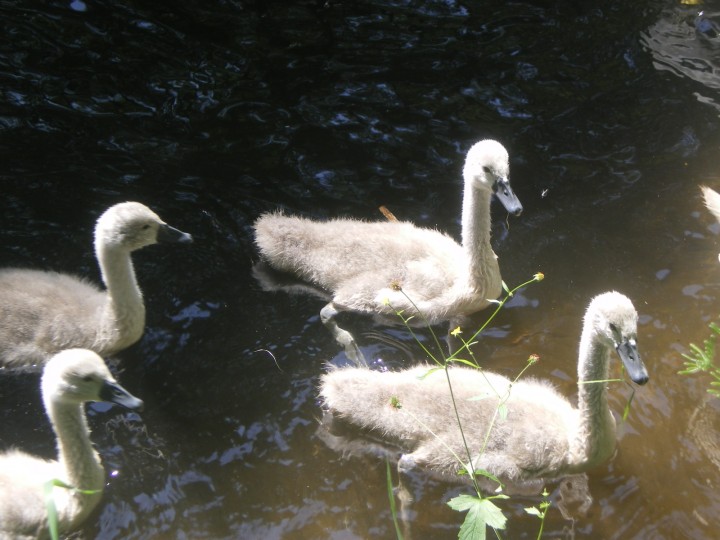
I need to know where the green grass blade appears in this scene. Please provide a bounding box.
[44,480,60,540]
[385,460,404,540]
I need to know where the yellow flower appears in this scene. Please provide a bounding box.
[450,326,463,337]
[534,272,545,282]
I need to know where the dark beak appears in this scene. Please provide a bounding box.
[616,339,649,385]
[494,177,523,216]
[99,380,145,411]
[157,223,193,244]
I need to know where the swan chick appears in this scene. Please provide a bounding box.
[0,348,144,539]
[701,185,720,224]
[319,291,649,488]
[701,186,720,262]
[0,201,193,368]
[254,139,522,366]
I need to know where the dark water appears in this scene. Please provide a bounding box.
[2,0,720,538]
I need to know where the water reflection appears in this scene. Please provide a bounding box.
[1,0,720,538]
[642,4,720,111]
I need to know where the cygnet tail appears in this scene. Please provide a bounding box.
[320,368,394,420]
[319,367,420,434]
[253,213,346,280]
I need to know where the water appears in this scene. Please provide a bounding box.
[1,0,720,538]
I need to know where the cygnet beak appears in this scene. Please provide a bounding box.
[616,339,649,385]
[157,223,193,244]
[99,380,145,411]
[494,177,523,216]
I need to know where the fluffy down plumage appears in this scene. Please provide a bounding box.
[255,140,523,365]
[319,292,649,487]
[0,202,192,368]
[0,349,143,539]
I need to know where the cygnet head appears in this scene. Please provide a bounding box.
[463,139,523,216]
[94,202,193,253]
[42,349,144,411]
[585,291,649,385]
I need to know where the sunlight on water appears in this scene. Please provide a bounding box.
[1,0,720,539]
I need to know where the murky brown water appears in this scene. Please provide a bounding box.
[2,0,720,538]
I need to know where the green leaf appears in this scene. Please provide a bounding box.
[524,506,542,517]
[497,403,508,421]
[448,358,482,369]
[477,498,507,532]
[385,460,404,540]
[622,389,634,422]
[43,478,102,540]
[44,480,59,540]
[448,494,507,540]
[458,509,486,540]
[472,468,504,487]
[48,478,100,496]
[447,493,478,512]
[457,463,503,487]
[417,366,444,379]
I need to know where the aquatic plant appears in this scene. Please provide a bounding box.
[680,321,720,397]
[524,489,551,540]
[384,274,545,540]
[379,273,643,540]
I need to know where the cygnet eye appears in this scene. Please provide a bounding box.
[608,323,621,339]
[82,375,94,383]
[141,224,151,231]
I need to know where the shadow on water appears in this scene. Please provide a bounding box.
[2,0,720,538]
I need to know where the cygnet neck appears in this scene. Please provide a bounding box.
[45,397,104,493]
[575,319,616,468]
[95,240,145,346]
[461,177,499,295]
